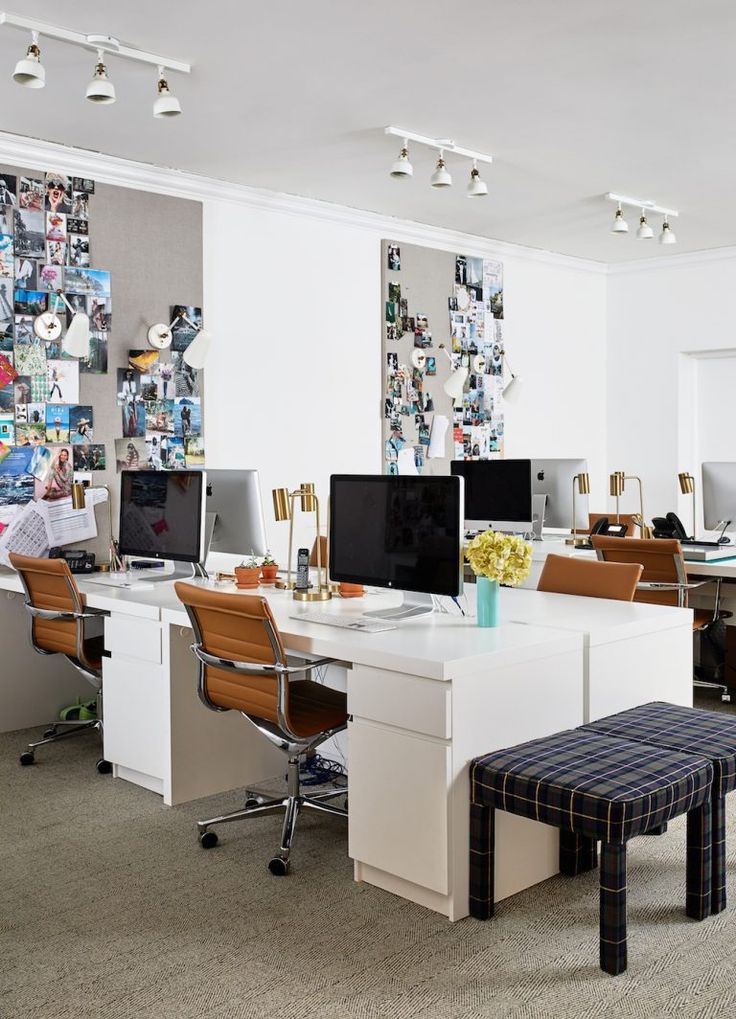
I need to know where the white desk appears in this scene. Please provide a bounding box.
[0,569,694,921]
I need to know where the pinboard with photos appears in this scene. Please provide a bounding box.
[381,239,505,477]
[0,168,205,559]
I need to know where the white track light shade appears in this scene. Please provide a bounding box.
[13,37,44,88]
[153,71,181,117]
[467,164,488,197]
[659,219,677,245]
[612,205,629,233]
[182,328,211,370]
[63,312,91,358]
[502,373,522,402]
[430,156,452,188]
[636,214,654,239]
[86,57,115,104]
[443,365,468,402]
[390,144,413,178]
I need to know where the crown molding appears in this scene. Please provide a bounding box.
[0,129,607,274]
[606,245,736,274]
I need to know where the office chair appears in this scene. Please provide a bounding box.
[175,582,348,875]
[591,536,732,700]
[537,553,642,600]
[10,553,110,772]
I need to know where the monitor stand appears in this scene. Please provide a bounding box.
[122,561,208,584]
[364,591,434,621]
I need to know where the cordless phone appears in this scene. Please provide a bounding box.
[296,548,310,590]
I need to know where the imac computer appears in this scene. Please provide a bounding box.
[702,462,736,540]
[450,459,532,533]
[329,474,463,619]
[205,469,268,558]
[118,469,206,581]
[532,458,589,532]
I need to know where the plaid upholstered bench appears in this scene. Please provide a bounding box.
[469,729,714,975]
[580,701,736,915]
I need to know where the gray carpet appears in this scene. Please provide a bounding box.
[3,692,736,1019]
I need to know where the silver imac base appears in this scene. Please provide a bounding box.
[124,561,208,584]
[364,591,435,621]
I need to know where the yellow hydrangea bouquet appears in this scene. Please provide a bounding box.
[466,530,533,627]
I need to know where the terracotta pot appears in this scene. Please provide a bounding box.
[234,566,261,589]
[260,563,279,584]
[338,582,364,598]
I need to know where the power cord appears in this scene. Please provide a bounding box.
[299,753,348,786]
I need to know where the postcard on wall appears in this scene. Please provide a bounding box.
[174,397,201,438]
[46,211,67,243]
[169,354,197,398]
[47,359,79,404]
[387,244,400,271]
[184,436,205,466]
[45,173,72,214]
[170,306,202,352]
[72,177,95,196]
[0,413,14,446]
[0,175,16,207]
[115,436,147,471]
[46,241,66,266]
[71,191,90,220]
[162,436,186,470]
[67,234,90,268]
[117,367,139,405]
[63,267,111,297]
[128,349,159,374]
[14,256,37,291]
[14,290,46,317]
[14,209,45,259]
[483,259,503,319]
[69,405,93,444]
[14,330,47,377]
[80,334,108,375]
[145,400,175,436]
[0,352,17,387]
[122,398,146,438]
[18,178,43,212]
[45,404,70,443]
[37,263,63,293]
[73,443,106,472]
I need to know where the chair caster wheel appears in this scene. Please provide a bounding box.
[96,759,112,774]
[199,831,218,849]
[268,855,290,876]
[19,751,35,766]
[44,727,57,738]
[722,694,731,703]
[244,797,260,809]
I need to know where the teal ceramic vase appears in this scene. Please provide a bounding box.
[477,576,500,628]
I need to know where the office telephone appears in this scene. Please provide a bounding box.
[651,512,689,541]
[49,548,96,574]
[590,517,628,538]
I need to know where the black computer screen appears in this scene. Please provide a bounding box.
[118,470,204,563]
[329,474,462,596]
[450,459,532,525]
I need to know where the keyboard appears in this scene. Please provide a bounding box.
[680,539,729,548]
[290,611,396,633]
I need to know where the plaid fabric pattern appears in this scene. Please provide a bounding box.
[469,802,494,920]
[470,729,713,844]
[583,701,736,914]
[559,830,598,876]
[600,843,627,975]
[686,804,713,921]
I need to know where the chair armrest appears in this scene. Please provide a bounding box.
[192,646,344,676]
[26,605,107,622]
[636,581,708,592]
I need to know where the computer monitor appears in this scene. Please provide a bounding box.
[450,459,532,532]
[205,469,268,557]
[702,462,736,534]
[329,474,463,619]
[118,471,206,574]
[531,458,589,530]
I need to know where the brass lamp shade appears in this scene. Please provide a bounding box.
[609,472,625,497]
[576,472,591,495]
[71,482,87,511]
[678,472,695,495]
[300,482,317,512]
[272,487,291,521]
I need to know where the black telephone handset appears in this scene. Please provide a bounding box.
[49,548,96,574]
[651,512,689,541]
[590,517,628,538]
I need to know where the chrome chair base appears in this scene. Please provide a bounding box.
[197,754,347,874]
[20,717,111,773]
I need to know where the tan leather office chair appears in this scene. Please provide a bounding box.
[591,536,732,699]
[10,553,110,772]
[175,582,348,875]
[537,553,642,600]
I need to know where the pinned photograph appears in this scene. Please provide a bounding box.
[414,328,432,350]
[484,258,503,319]
[174,397,201,438]
[0,175,17,207]
[37,263,63,292]
[146,433,164,469]
[15,417,45,446]
[122,397,146,438]
[47,359,79,404]
[71,191,90,220]
[386,351,398,376]
[145,400,175,435]
[387,244,401,271]
[388,282,401,304]
[128,349,158,373]
[14,327,47,376]
[18,177,44,212]
[0,381,13,412]
[69,405,93,443]
[385,301,396,325]
[156,361,176,400]
[40,445,73,501]
[162,436,186,470]
[117,367,139,405]
[140,375,158,402]
[14,290,46,317]
[14,208,45,258]
[170,305,201,351]
[425,356,437,376]
[386,324,398,342]
[0,414,15,446]
[184,435,205,467]
[13,375,30,405]
[73,443,106,472]
[45,404,70,443]
[46,240,66,266]
[14,256,37,290]
[29,444,53,483]
[0,351,17,388]
[67,217,88,236]
[400,315,415,336]
[68,234,90,267]
[86,296,109,332]
[80,333,108,374]
[72,177,95,195]
[0,446,35,505]
[45,172,72,214]
[46,211,67,243]
[0,208,11,235]
[0,234,13,279]
[115,436,147,471]
[64,267,111,296]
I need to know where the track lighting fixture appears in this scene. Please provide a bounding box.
[1,13,189,116]
[32,290,90,358]
[389,140,413,178]
[605,193,678,246]
[153,66,181,117]
[431,151,452,188]
[467,162,488,198]
[612,203,629,233]
[86,49,115,104]
[12,30,44,88]
[636,212,654,239]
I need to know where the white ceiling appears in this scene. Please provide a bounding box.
[0,0,733,262]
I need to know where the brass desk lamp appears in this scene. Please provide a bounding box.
[678,472,696,539]
[272,483,331,601]
[565,472,590,546]
[609,471,652,537]
[71,481,124,571]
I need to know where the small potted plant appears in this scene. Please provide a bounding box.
[466,530,532,627]
[235,552,261,589]
[260,550,279,584]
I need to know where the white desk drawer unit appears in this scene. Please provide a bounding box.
[105,615,162,664]
[348,664,451,739]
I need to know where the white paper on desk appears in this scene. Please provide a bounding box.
[397,447,419,476]
[0,502,49,566]
[428,415,449,459]
[36,495,98,547]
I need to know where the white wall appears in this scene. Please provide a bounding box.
[607,251,736,527]
[202,199,608,564]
